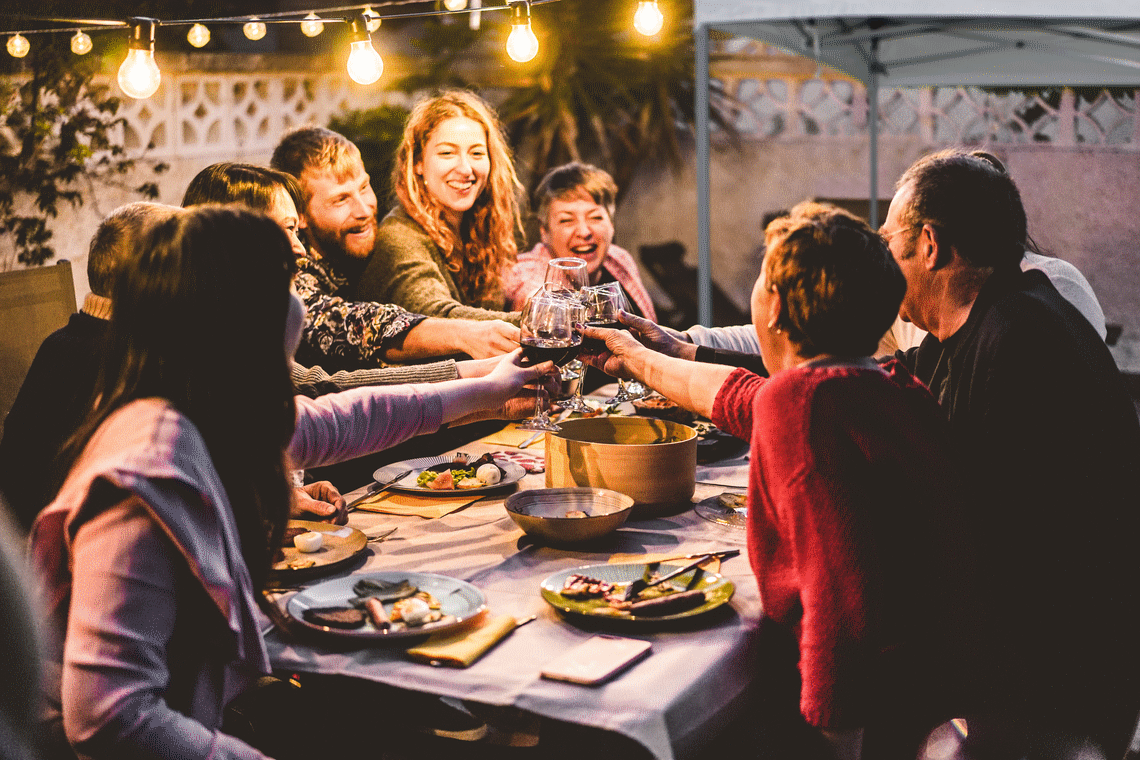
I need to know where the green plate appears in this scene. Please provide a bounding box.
[540,562,735,622]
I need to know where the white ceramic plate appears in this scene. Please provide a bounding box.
[286,571,486,640]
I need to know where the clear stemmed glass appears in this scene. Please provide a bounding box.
[695,492,748,528]
[544,258,594,413]
[582,282,647,404]
[543,257,589,295]
[517,294,582,432]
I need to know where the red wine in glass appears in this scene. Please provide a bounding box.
[521,335,582,366]
[581,320,627,354]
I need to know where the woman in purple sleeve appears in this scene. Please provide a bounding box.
[28,206,547,760]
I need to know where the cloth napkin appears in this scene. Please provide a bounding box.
[476,424,545,449]
[607,552,723,574]
[352,491,483,518]
[405,613,518,667]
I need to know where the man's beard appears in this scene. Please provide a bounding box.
[305,222,374,266]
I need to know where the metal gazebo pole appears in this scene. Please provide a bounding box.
[696,22,712,327]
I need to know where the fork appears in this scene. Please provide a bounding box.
[345,469,411,512]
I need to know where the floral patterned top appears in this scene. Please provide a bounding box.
[294,247,426,371]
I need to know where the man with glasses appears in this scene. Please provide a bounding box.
[880,148,1140,759]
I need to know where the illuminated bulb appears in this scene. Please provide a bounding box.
[633,1,664,36]
[7,34,30,59]
[243,18,267,41]
[187,23,210,48]
[70,31,92,55]
[505,2,538,63]
[444,0,468,10]
[346,40,383,84]
[362,7,381,33]
[346,14,383,85]
[118,18,161,99]
[300,13,324,37]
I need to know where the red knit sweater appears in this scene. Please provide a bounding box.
[711,361,968,729]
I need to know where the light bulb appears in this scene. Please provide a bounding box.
[7,34,30,59]
[346,39,384,85]
[118,19,161,99]
[70,31,92,55]
[243,19,267,41]
[505,2,538,63]
[362,7,381,33]
[187,23,210,48]
[300,13,324,38]
[444,0,468,10]
[633,1,664,36]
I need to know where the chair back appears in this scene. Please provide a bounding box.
[0,262,77,436]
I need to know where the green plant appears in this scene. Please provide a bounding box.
[0,36,166,269]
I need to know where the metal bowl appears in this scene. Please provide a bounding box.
[505,488,634,545]
[545,417,698,518]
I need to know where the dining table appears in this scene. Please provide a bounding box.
[264,394,758,760]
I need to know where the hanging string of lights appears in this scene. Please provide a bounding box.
[2,0,666,97]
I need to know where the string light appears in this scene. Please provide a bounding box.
[243,18,267,41]
[505,1,538,63]
[444,0,468,10]
[187,23,210,48]
[300,13,325,37]
[7,33,30,58]
[633,0,664,36]
[118,18,161,99]
[70,30,93,55]
[345,13,384,85]
[362,7,382,33]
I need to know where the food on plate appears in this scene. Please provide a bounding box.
[718,493,748,510]
[282,525,310,544]
[622,589,707,616]
[476,462,502,485]
[363,597,391,630]
[565,510,588,519]
[561,574,617,599]
[427,469,455,490]
[557,568,715,617]
[391,596,442,626]
[416,454,507,490]
[286,558,316,570]
[293,531,323,553]
[352,577,417,602]
[303,606,367,629]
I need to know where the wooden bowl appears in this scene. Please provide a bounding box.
[505,488,633,545]
[545,417,697,518]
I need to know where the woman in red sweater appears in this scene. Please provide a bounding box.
[583,208,974,759]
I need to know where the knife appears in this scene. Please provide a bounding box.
[345,469,411,512]
[620,553,717,602]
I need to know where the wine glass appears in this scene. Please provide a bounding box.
[544,258,594,413]
[517,294,582,432]
[695,492,748,528]
[543,257,589,295]
[582,282,647,404]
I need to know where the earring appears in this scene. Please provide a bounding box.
[767,320,782,334]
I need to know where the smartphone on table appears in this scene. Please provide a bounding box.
[540,634,652,686]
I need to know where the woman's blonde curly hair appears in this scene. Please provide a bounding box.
[392,90,524,305]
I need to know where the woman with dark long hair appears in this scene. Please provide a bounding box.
[29,205,545,759]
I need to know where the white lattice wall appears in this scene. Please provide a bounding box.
[104,70,400,160]
[713,39,1140,150]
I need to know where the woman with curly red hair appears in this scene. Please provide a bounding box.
[357,90,524,322]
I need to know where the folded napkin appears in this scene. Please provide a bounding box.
[405,613,518,667]
[353,491,483,518]
[476,424,544,449]
[607,552,722,574]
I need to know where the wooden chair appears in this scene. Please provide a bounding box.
[0,262,77,437]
